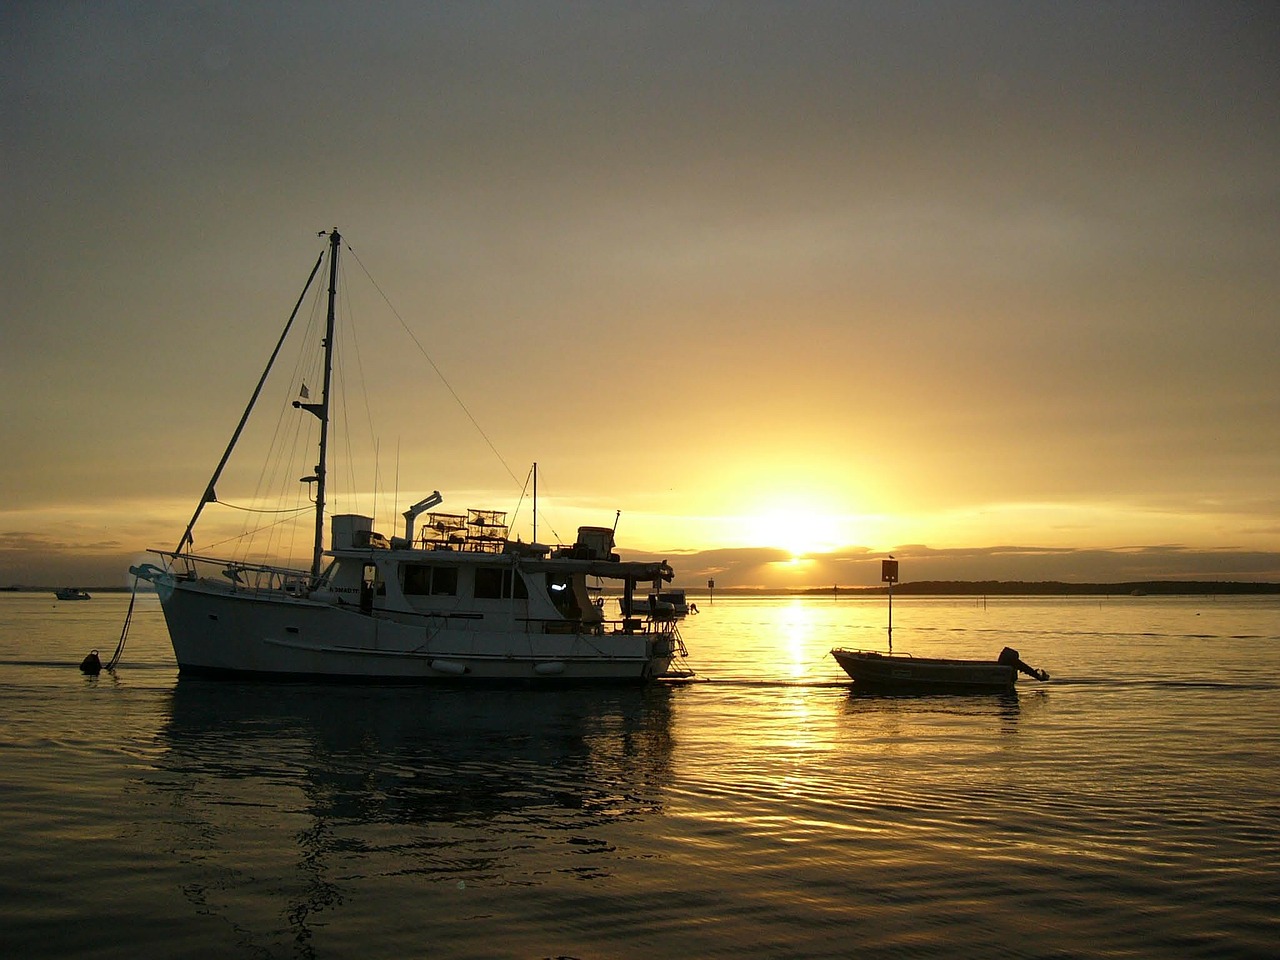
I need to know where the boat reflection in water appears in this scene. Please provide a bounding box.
[838,681,1032,736]
[147,680,675,951]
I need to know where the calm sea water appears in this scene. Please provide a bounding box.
[1,591,1277,959]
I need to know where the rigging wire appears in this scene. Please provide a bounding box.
[527,463,566,545]
[182,233,583,576]
[344,242,523,489]
[253,248,332,569]
[343,239,588,546]
[507,463,566,545]
[214,500,313,515]
[174,247,327,554]
[343,240,601,547]
[196,508,316,553]
[337,252,385,526]
[508,463,533,531]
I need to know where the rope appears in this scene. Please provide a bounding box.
[214,500,312,515]
[195,508,315,552]
[105,575,139,671]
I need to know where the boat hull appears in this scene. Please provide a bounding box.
[154,576,676,682]
[831,648,1017,693]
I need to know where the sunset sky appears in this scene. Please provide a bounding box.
[4,2,1279,589]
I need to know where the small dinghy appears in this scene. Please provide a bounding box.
[831,557,1049,693]
[830,646,1049,693]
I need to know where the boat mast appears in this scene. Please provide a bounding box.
[310,228,341,581]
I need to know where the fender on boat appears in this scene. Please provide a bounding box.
[429,659,468,675]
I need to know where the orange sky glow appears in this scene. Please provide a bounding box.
[3,3,1278,588]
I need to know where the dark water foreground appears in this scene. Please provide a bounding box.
[1,593,1277,958]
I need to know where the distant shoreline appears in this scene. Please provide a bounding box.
[708,580,1280,597]
[1,585,156,594]
[4,580,1277,598]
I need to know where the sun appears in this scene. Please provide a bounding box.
[740,503,849,559]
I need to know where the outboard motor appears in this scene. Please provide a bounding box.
[998,646,1050,682]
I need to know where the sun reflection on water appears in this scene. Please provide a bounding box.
[779,597,818,680]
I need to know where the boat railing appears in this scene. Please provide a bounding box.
[833,647,912,658]
[159,551,315,596]
[519,616,679,639]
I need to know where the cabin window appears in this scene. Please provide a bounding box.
[431,566,458,596]
[475,568,503,599]
[403,564,431,595]
[402,563,458,597]
[475,567,528,600]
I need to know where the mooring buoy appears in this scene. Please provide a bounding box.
[79,649,102,675]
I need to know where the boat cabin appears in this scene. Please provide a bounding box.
[310,511,662,634]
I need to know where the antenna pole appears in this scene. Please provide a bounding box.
[881,556,898,653]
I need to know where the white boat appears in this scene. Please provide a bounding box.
[55,587,92,601]
[130,230,687,682]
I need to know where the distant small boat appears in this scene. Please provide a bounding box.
[831,646,1049,694]
[55,588,92,601]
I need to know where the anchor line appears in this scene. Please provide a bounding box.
[105,575,140,671]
